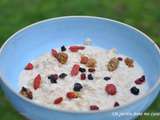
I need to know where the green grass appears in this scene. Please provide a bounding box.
[0,0,160,120]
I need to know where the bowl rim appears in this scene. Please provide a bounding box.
[0,16,160,114]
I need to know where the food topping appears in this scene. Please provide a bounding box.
[61,45,66,52]
[48,74,58,83]
[66,92,78,99]
[73,83,83,92]
[20,87,33,99]
[59,73,67,79]
[105,84,117,95]
[57,52,68,64]
[124,57,134,67]
[51,49,58,58]
[71,64,80,76]
[33,74,41,90]
[69,46,85,52]
[25,63,33,70]
[90,105,99,111]
[135,75,145,85]
[86,58,96,68]
[80,56,89,64]
[54,97,63,105]
[107,57,119,72]
[130,86,139,95]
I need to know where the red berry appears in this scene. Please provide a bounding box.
[54,97,63,104]
[90,105,99,111]
[66,92,78,99]
[80,56,89,64]
[51,49,58,58]
[80,73,86,80]
[135,75,145,85]
[33,74,41,90]
[69,46,85,52]
[105,84,117,95]
[71,64,80,76]
[25,63,33,70]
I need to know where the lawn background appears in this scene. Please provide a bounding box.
[0,0,160,120]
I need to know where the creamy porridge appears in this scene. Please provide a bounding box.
[19,39,148,111]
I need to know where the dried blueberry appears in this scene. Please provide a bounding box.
[61,45,66,51]
[104,76,111,81]
[48,74,58,83]
[59,73,67,79]
[73,83,83,92]
[114,102,120,107]
[88,74,94,80]
[79,67,86,72]
[130,86,139,95]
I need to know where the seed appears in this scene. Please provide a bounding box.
[54,97,63,104]
[86,58,96,68]
[71,64,80,76]
[80,56,89,64]
[25,63,33,70]
[124,57,134,67]
[88,74,94,80]
[114,102,120,107]
[80,73,86,80]
[66,92,78,99]
[33,74,41,90]
[88,68,95,72]
[48,74,58,83]
[130,86,139,95]
[57,52,68,64]
[79,67,86,72]
[107,57,119,72]
[73,83,83,92]
[105,84,117,95]
[90,105,99,111]
[59,73,67,79]
[104,76,111,81]
[61,45,66,52]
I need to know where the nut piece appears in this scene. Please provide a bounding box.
[86,58,96,68]
[20,87,33,99]
[57,52,68,64]
[107,57,119,71]
[124,57,134,67]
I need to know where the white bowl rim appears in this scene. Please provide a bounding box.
[0,16,160,114]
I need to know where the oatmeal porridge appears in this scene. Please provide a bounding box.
[19,39,148,111]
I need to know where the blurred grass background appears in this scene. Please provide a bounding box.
[0,0,160,120]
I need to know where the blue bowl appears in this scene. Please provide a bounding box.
[0,16,160,120]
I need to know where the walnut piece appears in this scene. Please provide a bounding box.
[107,57,119,72]
[20,87,33,99]
[57,52,68,64]
[86,58,97,68]
[124,58,134,67]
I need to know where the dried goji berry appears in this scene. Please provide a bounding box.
[51,49,58,58]
[71,64,80,76]
[69,46,85,52]
[25,63,33,70]
[54,97,63,104]
[33,74,41,90]
[66,92,78,99]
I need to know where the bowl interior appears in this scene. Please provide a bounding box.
[0,17,160,92]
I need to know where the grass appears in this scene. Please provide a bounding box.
[0,0,160,120]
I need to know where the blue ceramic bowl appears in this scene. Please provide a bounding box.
[0,16,160,120]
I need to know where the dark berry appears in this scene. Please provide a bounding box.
[88,74,94,80]
[117,57,123,61]
[59,73,67,79]
[130,86,139,95]
[73,83,83,92]
[135,75,145,85]
[79,67,86,72]
[80,73,86,80]
[88,68,96,72]
[48,74,58,83]
[90,105,99,111]
[61,45,66,51]
[114,102,119,107]
[104,76,111,81]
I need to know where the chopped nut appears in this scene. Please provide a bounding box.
[57,52,68,64]
[20,87,33,99]
[107,57,119,71]
[86,58,96,68]
[124,58,134,67]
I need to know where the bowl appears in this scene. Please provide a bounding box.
[0,16,160,120]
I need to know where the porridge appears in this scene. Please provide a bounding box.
[19,39,148,111]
